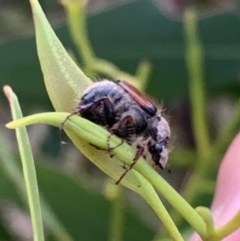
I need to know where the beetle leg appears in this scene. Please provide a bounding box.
[107,115,134,151]
[115,146,144,185]
[80,97,123,151]
[59,110,79,144]
[59,97,115,144]
[110,115,134,137]
[106,135,124,153]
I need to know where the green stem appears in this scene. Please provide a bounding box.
[63,0,146,89]
[108,186,124,241]
[212,211,240,241]
[184,8,210,161]
[179,8,213,219]
[181,98,240,209]
[133,163,206,239]
[4,86,45,241]
[7,112,205,239]
[195,207,215,237]
[92,59,141,86]
[135,60,152,91]
[63,0,96,66]
[134,172,184,241]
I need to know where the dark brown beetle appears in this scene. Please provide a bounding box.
[61,80,171,184]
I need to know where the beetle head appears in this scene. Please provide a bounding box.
[149,116,170,168]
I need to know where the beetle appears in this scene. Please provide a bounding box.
[60,79,171,184]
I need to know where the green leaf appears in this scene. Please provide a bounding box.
[3,84,74,241]
[3,85,44,241]
[30,0,92,112]
[28,0,143,191]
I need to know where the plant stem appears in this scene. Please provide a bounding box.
[213,211,240,241]
[63,0,96,66]
[7,112,204,239]
[135,60,152,91]
[134,172,184,241]
[133,163,206,239]
[184,8,210,161]
[180,7,213,213]
[92,59,140,85]
[63,0,147,89]
[108,185,124,241]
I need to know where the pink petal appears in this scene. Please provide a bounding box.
[189,132,240,241]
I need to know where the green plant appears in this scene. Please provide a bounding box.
[3,0,240,240]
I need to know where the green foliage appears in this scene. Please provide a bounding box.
[1,0,240,241]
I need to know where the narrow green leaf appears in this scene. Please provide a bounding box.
[3,85,45,241]
[3,86,74,241]
[0,132,73,241]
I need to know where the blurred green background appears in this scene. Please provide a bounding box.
[0,0,240,240]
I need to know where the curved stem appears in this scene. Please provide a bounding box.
[212,211,240,241]
[7,112,207,239]
[63,0,96,66]
[133,173,184,241]
[180,7,212,215]
[133,163,206,238]
[62,0,148,90]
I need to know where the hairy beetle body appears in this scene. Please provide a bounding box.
[61,79,171,184]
